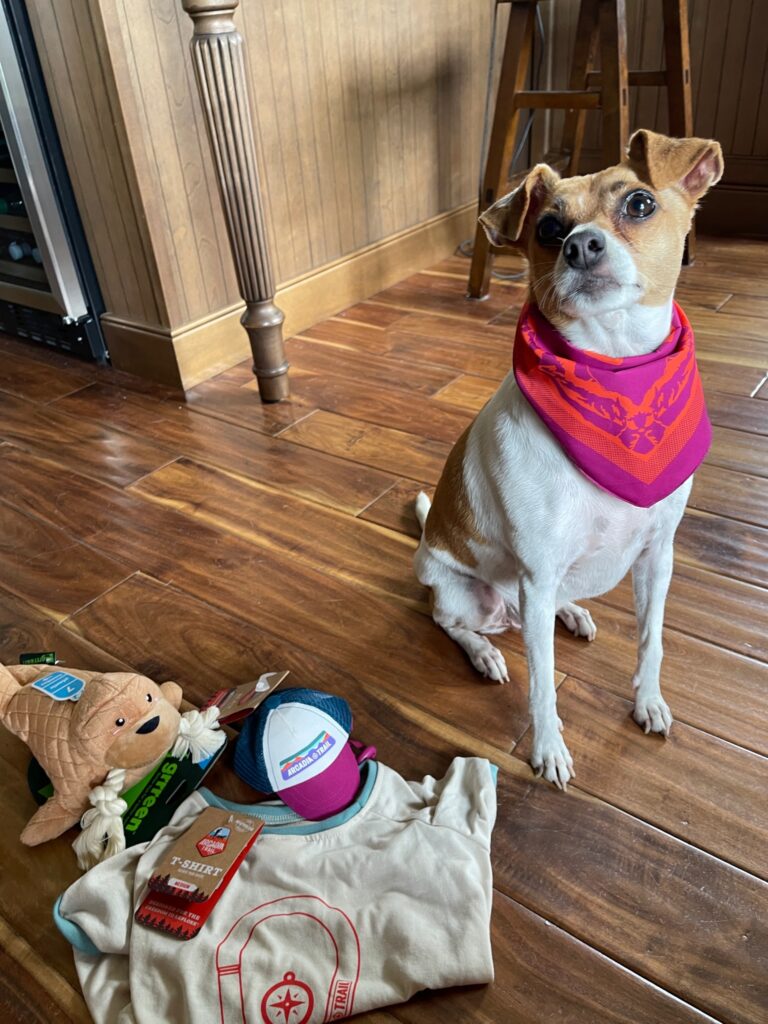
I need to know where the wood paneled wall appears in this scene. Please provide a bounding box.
[26,0,501,386]
[24,0,767,385]
[241,0,492,283]
[26,0,166,328]
[26,0,240,330]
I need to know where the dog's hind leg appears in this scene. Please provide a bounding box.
[415,491,510,682]
[443,623,510,682]
[429,570,510,683]
[557,602,597,641]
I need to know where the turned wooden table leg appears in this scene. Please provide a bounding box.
[181,0,288,401]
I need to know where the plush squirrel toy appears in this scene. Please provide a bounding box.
[0,662,224,869]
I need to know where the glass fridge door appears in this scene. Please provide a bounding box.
[0,0,88,322]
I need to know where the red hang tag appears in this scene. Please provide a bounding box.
[201,671,288,725]
[148,807,261,903]
[136,809,262,940]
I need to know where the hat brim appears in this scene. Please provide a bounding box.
[277,741,361,820]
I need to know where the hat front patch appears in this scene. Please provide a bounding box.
[263,703,349,793]
[280,730,336,783]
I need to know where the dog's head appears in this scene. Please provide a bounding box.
[480,129,723,323]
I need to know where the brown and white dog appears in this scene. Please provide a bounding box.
[414,130,723,789]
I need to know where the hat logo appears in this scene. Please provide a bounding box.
[260,971,314,1024]
[279,730,336,782]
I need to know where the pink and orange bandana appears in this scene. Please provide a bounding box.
[513,301,711,507]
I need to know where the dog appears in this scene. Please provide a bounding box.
[414,129,723,789]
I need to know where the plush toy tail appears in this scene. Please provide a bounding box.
[0,663,21,718]
[72,769,128,871]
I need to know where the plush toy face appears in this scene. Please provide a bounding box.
[75,675,183,771]
[104,681,181,770]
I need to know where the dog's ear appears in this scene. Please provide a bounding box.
[479,164,559,247]
[627,129,724,202]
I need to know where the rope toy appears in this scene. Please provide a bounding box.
[74,707,224,869]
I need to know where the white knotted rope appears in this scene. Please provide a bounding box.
[171,706,225,763]
[72,767,128,871]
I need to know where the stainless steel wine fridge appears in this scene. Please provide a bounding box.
[0,0,106,360]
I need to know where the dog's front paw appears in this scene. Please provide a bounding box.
[633,693,673,736]
[531,730,574,790]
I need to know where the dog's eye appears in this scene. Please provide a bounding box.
[115,717,126,727]
[536,214,565,246]
[623,190,656,219]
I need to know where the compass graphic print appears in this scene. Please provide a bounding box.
[260,972,314,1024]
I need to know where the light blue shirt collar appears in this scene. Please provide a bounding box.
[198,758,379,835]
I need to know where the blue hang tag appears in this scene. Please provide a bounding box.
[31,671,85,702]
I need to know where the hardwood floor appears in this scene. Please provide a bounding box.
[0,237,766,1023]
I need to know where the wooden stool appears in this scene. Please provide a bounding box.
[468,0,694,299]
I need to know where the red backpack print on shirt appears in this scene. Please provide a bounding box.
[215,894,361,1023]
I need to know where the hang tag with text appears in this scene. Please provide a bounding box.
[31,671,84,702]
[136,808,262,940]
[148,806,262,902]
[201,671,288,725]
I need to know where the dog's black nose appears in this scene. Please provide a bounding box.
[563,229,606,270]
[136,715,160,735]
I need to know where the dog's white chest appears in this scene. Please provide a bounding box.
[468,377,690,602]
[559,496,665,600]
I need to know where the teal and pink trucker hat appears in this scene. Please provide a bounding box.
[234,688,369,820]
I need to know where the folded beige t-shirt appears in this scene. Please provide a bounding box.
[56,757,497,1023]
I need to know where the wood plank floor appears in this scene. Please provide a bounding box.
[0,236,767,1023]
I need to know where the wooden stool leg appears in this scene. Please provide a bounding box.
[468,2,536,299]
[662,0,696,263]
[598,0,630,169]
[561,0,601,176]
